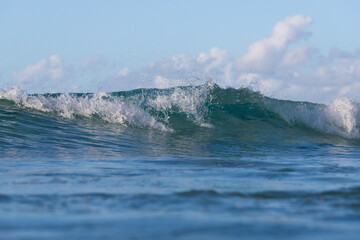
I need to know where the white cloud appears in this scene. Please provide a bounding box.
[117,12,357,103]
[236,73,260,87]
[79,15,360,103]
[197,47,228,72]
[236,15,313,72]
[258,78,282,96]
[13,54,66,86]
[279,45,311,68]
[9,15,360,104]
[310,56,360,87]
[154,75,186,89]
[116,67,130,77]
[171,54,192,70]
[10,55,90,93]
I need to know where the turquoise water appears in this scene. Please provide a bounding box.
[1,85,360,239]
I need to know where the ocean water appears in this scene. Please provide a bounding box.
[1,84,360,239]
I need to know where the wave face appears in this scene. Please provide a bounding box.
[1,84,360,140]
[1,84,360,159]
[2,84,360,240]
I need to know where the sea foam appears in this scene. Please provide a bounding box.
[0,85,213,131]
[0,87,168,131]
[268,97,360,139]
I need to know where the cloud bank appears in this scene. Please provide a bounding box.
[9,15,360,103]
[13,55,68,90]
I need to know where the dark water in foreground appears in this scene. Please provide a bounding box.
[1,85,360,239]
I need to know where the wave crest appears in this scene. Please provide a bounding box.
[268,97,360,139]
[1,85,360,139]
[0,87,168,131]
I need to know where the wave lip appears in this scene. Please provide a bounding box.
[269,97,360,139]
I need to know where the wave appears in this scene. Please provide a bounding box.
[1,84,360,139]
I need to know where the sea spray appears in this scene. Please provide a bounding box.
[266,96,360,139]
[0,86,168,130]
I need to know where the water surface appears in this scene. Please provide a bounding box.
[1,85,360,239]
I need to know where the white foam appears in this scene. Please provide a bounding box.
[148,85,213,127]
[4,85,358,138]
[0,85,214,131]
[270,97,360,139]
[0,87,168,131]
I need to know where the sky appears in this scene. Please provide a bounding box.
[1,0,360,103]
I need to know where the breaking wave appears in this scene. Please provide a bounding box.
[1,84,360,139]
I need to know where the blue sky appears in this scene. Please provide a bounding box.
[1,0,360,102]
